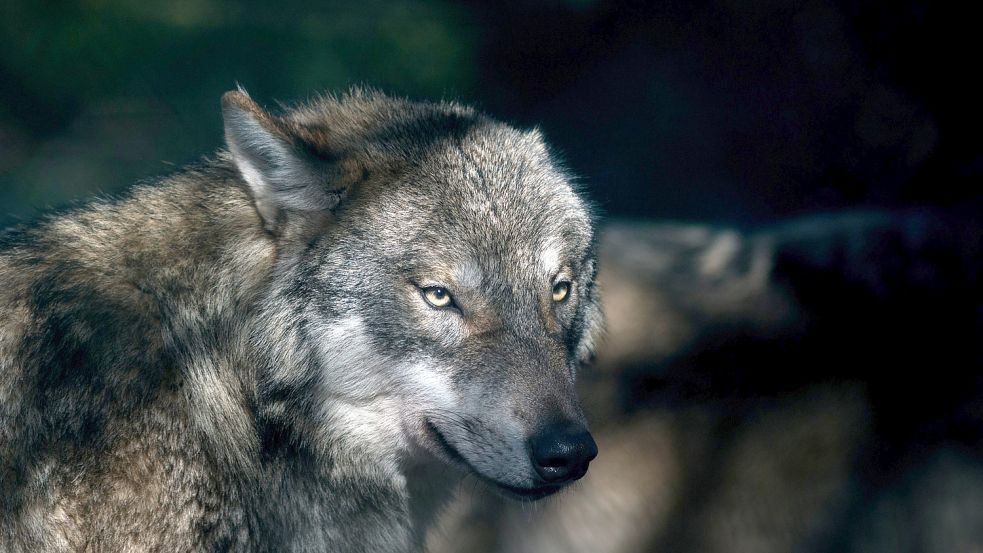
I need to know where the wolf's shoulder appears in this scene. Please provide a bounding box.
[0,164,262,409]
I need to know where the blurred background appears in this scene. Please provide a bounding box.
[2,1,980,551]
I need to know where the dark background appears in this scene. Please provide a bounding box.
[2,0,980,227]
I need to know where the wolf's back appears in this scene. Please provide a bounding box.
[0,171,272,551]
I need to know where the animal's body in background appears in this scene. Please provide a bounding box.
[0,89,600,552]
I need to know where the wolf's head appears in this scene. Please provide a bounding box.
[223,89,601,499]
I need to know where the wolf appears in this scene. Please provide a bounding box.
[0,88,601,552]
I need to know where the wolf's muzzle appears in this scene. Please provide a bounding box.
[528,424,598,484]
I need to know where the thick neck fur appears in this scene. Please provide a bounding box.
[0,159,455,551]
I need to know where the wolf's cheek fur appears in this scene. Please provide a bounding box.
[305,314,460,458]
[574,294,604,365]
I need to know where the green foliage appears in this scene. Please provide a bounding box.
[0,0,478,225]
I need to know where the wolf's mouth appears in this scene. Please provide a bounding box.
[423,419,563,501]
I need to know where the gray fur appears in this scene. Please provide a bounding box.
[0,89,600,552]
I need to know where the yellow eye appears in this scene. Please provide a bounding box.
[552,281,571,302]
[422,286,453,308]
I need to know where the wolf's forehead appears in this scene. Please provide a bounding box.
[363,122,593,275]
[428,128,591,237]
[424,239,583,293]
[441,198,591,282]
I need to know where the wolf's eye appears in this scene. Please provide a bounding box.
[552,281,571,302]
[422,286,454,308]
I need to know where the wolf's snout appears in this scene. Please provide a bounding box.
[528,424,598,484]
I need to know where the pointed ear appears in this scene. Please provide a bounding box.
[222,89,340,229]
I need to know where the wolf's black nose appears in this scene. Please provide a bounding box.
[528,424,598,484]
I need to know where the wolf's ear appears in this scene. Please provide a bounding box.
[222,90,341,229]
